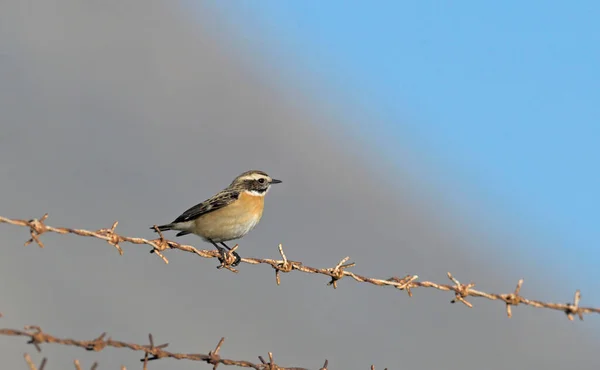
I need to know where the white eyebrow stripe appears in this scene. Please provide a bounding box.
[239,174,269,182]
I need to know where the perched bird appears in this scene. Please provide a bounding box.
[151,170,282,266]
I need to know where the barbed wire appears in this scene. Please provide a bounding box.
[2,324,345,370]
[23,353,103,370]
[1,213,598,321]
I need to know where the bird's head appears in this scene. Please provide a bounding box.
[231,170,282,196]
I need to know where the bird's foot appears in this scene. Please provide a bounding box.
[216,245,241,269]
[231,251,241,267]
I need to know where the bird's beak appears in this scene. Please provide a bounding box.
[270,178,282,184]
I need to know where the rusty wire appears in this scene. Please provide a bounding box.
[1,325,353,370]
[1,213,598,321]
[23,353,100,370]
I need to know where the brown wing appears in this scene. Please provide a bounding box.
[172,189,240,223]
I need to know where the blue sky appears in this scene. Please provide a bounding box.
[182,1,599,302]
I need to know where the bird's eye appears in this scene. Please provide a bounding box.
[258,178,266,184]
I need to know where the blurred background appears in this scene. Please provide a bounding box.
[1,1,598,369]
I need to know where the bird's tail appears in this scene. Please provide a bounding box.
[150,223,174,232]
[150,223,192,237]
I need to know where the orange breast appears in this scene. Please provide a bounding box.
[236,191,266,217]
[192,191,265,242]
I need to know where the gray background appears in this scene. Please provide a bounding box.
[0,2,597,369]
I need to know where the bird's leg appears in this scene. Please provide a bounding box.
[211,241,228,264]
[210,241,241,267]
[220,242,241,267]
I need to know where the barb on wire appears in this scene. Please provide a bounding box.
[74,359,98,370]
[1,325,329,370]
[24,353,47,370]
[1,214,598,321]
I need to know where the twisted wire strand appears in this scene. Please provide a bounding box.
[1,213,596,321]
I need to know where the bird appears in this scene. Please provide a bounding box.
[151,170,282,266]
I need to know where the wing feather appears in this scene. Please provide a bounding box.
[172,189,240,223]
